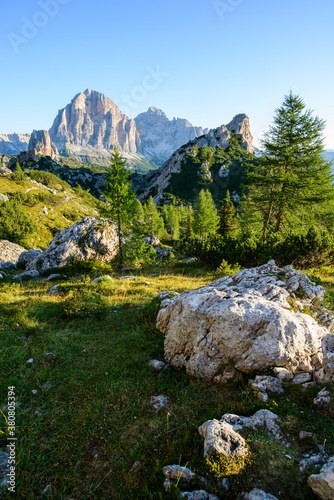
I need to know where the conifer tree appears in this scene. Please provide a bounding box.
[243,92,334,241]
[143,196,165,238]
[102,146,136,268]
[193,189,219,240]
[185,211,194,238]
[219,190,238,237]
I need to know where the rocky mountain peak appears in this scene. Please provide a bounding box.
[227,114,253,153]
[49,89,139,154]
[28,130,58,159]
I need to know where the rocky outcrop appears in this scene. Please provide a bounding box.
[49,89,140,154]
[17,249,42,270]
[0,240,26,264]
[0,133,30,155]
[308,457,334,499]
[134,113,253,204]
[8,149,40,169]
[198,419,248,459]
[157,260,332,383]
[28,130,58,160]
[27,217,118,273]
[135,106,207,163]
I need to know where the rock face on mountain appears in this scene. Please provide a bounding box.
[27,217,118,273]
[135,107,207,164]
[134,113,253,204]
[49,89,140,155]
[0,133,30,155]
[156,260,333,383]
[28,130,58,159]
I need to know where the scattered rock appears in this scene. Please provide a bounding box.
[41,484,52,496]
[222,477,229,491]
[0,194,9,202]
[128,461,141,473]
[150,395,168,412]
[155,247,171,259]
[220,409,284,442]
[91,275,112,284]
[26,358,34,364]
[46,285,60,296]
[273,367,294,381]
[198,420,248,459]
[17,248,42,269]
[148,360,166,370]
[13,270,40,280]
[0,240,26,265]
[308,457,334,499]
[244,489,279,500]
[157,291,180,300]
[144,235,160,246]
[300,453,327,472]
[182,257,197,264]
[0,261,16,270]
[179,491,219,500]
[292,373,312,385]
[43,274,66,282]
[118,276,136,280]
[26,217,118,273]
[250,375,284,401]
[162,465,195,483]
[314,388,331,406]
[299,431,314,439]
[32,390,38,395]
[157,260,329,383]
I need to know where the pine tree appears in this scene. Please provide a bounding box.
[219,190,238,237]
[193,189,219,240]
[102,146,136,268]
[134,200,145,226]
[167,205,180,240]
[243,92,334,241]
[185,210,194,238]
[143,196,165,238]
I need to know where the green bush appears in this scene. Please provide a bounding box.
[0,198,37,245]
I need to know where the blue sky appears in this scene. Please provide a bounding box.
[1,0,333,148]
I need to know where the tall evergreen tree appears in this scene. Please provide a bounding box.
[143,196,165,238]
[193,189,219,239]
[185,210,194,238]
[219,190,238,237]
[102,146,136,268]
[243,92,334,241]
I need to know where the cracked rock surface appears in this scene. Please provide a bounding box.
[157,260,332,382]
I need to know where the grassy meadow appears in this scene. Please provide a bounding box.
[0,262,333,499]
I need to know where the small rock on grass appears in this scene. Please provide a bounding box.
[41,484,52,496]
[179,491,219,500]
[91,275,112,284]
[314,388,331,406]
[26,358,34,364]
[157,291,180,300]
[244,489,279,500]
[162,465,195,483]
[148,360,166,371]
[46,285,60,296]
[150,395,168,412]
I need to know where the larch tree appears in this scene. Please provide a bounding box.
[242,92,334,241]
[102,146,136,269]
[193,189,219,240]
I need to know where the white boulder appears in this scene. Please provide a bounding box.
[308,457,334,499]
[157,260,330,382]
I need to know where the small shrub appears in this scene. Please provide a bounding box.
[205,451,251,478]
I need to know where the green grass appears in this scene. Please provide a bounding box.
[0,263,333,499]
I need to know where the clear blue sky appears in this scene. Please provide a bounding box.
[1,0,333,148]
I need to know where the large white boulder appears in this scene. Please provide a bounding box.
[27,217,118,273]
[0,240,26,264]
[157,260,331,382]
